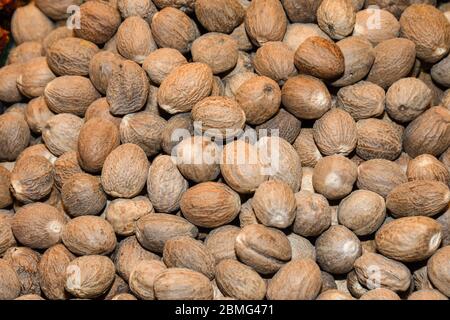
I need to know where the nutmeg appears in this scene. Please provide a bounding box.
[283,23,330,53]
[161,113,193,155]
[11,3,54,45]
[427,246,450,297]
[142,48,187,86]
[282,0,323,23]
[0,63,24,103]
[3,247,41,296]
[288,233,316,261]
[253,42,296,85]
[129,260,167,300]
[360,288,401,300]
[316,289,354,300]
[7,41,43,65]
[0,112,30,161]
[353,8,400,45]
[407,154,450,184]
[117,0,158,22]
[0,258,21,300]
[88,51,123,95]
[255,109,302,144]
[42,113,83,156]
[195,0,245,34]
[293,191,331,237]
[293,129,322,168]
[152,0,196,13]
[24,97,54,134]
[204,226,240,263]
[224,71,257,98]
[85,98,121,128]
[35,0,83,20]
[42,27,74,55]
[317,0,356,40]
[53,152,82,191]
[0,167,12,209]
[408,289,449,300]
[431,54,450,88]
[230,23,253,52]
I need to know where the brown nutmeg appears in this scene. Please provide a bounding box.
[88,51,123,95]
[316,289,354,300]
[244,0,287,47]
[427,246,450,297]
[61,173,107,217]
[230,23,253,52]
[16,144,56,165]
[293,129,322,168]
[101,143,149,199]
[0,112,30,161]
[282,23,330,53]
[158,63,213,114]
[316,225,362,274]
[407,154,450,185]
[161,113,193,155]
[294,37,345,80]
[129,260,167,300]
[17,57,55,98]
[255,109,302,144]
[117,0,158,22]
[180,182,241,228]
[62,216,116,256]
[293,191,331,237]
[0,212,16,256]
[239,199,258,228]
[313,108,357,156]
[0,167,12,209]
[11,203,66,250]
[253,42,296,85]
[0,63,23,103]
[3,247,41,296]
[42,27,74,55]
[400,4,450,63]
[25,97,54,134]
[431,54,450,88]
[152,0,196,13]
[408,289,449,300]
[224,71,257,98]
[85,98,121,128]
[53,151,82,191]
[312,155,358,201]
[7,41,43,65]
[317,0,356,40]
[353,8,400,45]
[204,225,240,263]
[282,0,323,23]
[142,48,187,86]
[195,0,245,34]
[288,233,316,261]
[35,0,83,20]
[74,1,122,44]
[0,258,21,300]
[151,7,200,54]
[360,288,401,300]
[11,3,54,45]
[42,113,83,156]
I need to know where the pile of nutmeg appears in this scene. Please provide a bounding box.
[0,0,449,301]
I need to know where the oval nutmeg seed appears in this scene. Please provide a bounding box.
[407,154,450,184]
[142,48,187,86]
[204,226,240,263]
[89,51,123,95]
[195,0,245,34]
[253,42,296,85]
[129,260,167,300]
[353,8,400,45]
[0,112,30,161]
[427,246,450,297]
[317,0,356,40]
[11,3,54,45]
[17,57,56,98]
[293,190,331,237]
[0,258,21,300]
[42,114,83,156]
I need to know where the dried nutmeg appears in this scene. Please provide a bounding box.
[293,129,322,168]
[360,288,401,300]
[400,4,450,63]
[161,113,193,154]
[3,247,41,296]
[85,98,121,128]
[7,41,43,65]
[62,216,116,256]
[11,203,65,250]
[101,143,149,199]
[25,97,54,134]
[407,154,450,185]
[288,233,316,261]
[353,8,400,45]
[42,27,74,55]
[65,255,115,299]
[375,216,442,262]
[17,57,56,98]
[0,258,21,300]
[88,51,123,95]
[195,0,245,34]
[158,63,213,114]
[129,260,167,300]
[116,16,157,64]
[253,42,296,85]
[117,0,158,22]
[153,0,196,13]
[431,54,450,88]
[142,48,187,86]
[47,37,99,76]
[293,191,331,237]
[386,180,450,218]
[427,246,450,297]
[0,167,12,209]
[0,63,24,103]
[0,112,30,161]
[151,7,200,54]
[317,0,356,40]
[294,37,345,80]
[282,23,330,53]
[42,113,83,156]
[34,0,82,20]
[61,173,107,217]
[316,289,354,300]
[11,3,54,45]
[408,289,449,300]
[53,152,82,191]
[316,225,362,274]
[255,109,302,144]
[281,0,323,23]
[0,212,16,256]
[180,182,241,228]
[204,226,240,263]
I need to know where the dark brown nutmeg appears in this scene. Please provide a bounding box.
[195,0,245,34]
[317,0,356,40]
[253,42,296,85]
[255,109,302,144]
[0,112,30,161]
[281,0,323,23]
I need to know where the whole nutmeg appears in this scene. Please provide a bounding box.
[0,259,21,300]
[44,75,100,116]
[11,3,54,45]
[346,270,368,298]
[353,8,400,45]
[106,197,153,236]
[338,190,386,236]
[77,118,120,173]
[163,236,215,279]
[0,63,23,103]
[337,81,385,120]
[293,129,322,168]
[224,71,257,98]
[180,182,241,228]
[3,247,41,296]
[375,216,442,262]
[408,289,449,300]
[320,271,337,292]
[158,63,213,114]
[293,191,331,237]
[42,113,83,156]
[239,199,258,228]
[117,0,158,21]
[235,224,291,274]
[106,60,149,116]
[400,4,450,63]
[245,0,287,46]
[403,106,450,158]
[427,246,450,297]
[281,0,323,23]
[153,268,214,300]
[407,154,450,184]
[204,225,240,263]
[65,255,115,299]
[38,244,75,300]
[142,48,187,86]
[313,108,357,156]
[367,38,416,89]
[282,23,330,53]
[17,57,56,98]
[255,109,302,144]
[356,118,402,160]
[35,0,83,20]
[54,151,82,191]
[147,155,188,213]
[313,155,358,200]
[215,259,266,300]
[332,36,375,87]
[267,259,322,300]
[195,0,245,34]
[316,289,354,300]
[135,213,198,253]
[62,216,116,256]
[129,260,167,300]
[151,7,200,54]
[191,33,239,74]
[294,37,345,80]
[288,233,316,261]
[220,140,268,194]
[252,180,296,228]
[253,42,296,85]
[0,112,30,161]
[153,0,196,13]
[88,51,123,95]
[161,113,193,155]
[25,97,54,134]
[116,16,157,64]
[360,288,401,300]
[11,203,66,250]
[317,0,356,40]
[0,167,12,209]
[10,155,54,203]
[431,55,450,88]
[0,213,16,256]
[316,225,362,274]
[47,37,99,76]
[357,159,407,198]
[385,77,432,123]
[7,41,43,65]
[16,144,56,165]
[418,70,443,106]
[103,275,130,301]
[175,136,220,183]
[85,98,121,128]
[413,265,434,291]
[74,1,121,44]
[61,173,107,217]
[230,23,253,52]
[354,253,411,292]
[387,181,450,218]
[42,27,74,55]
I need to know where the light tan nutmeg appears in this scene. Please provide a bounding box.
[142,48,187,86]
[313,108,357,156]
[293,129,322,168]
[152,0,196,13]
[282,23,330,53]
[42,27,74,55]
[74,1,121,44]
[151,7,200,54]
[180,182,241,228]
[42,114,83,157]
[353,8,400,45]
[16,57,55,98]
[7,41,43,65]
[244,0,288,47]
[0,258,21,300]
[0,112,30,161]
[11,3,54,45]
[101,143,149,199]
[204,225,240,263]
[317,0,356,40]
[0,63,24,103]
[129,260,167,300]
[253,42,296,85]
[85,98,121,128]
[400,4,450,63]
[195,0,245,34]
[293,190,331,237]
[117,0,158,22]
[294,37,345,80]
[11,203,66,250]
[25,97,54,134]
[35,0,83,20]
[407,154,450,185]
[88,51,123,95]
